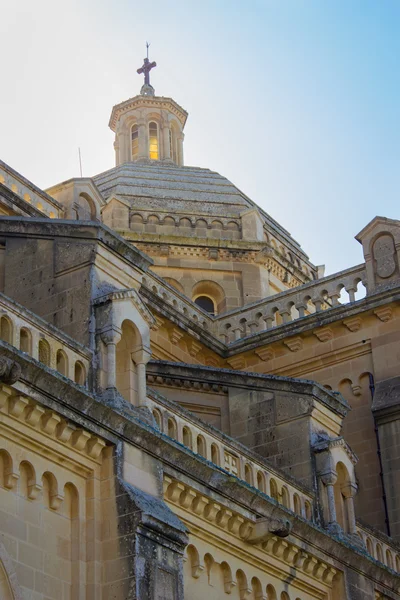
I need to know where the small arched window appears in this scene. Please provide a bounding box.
[149,122,159,160]
[194,295,215,315]
[131,124,139,159]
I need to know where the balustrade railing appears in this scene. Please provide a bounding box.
[217,264,367,343]
[0,292,91,387]
[146,386,314,520]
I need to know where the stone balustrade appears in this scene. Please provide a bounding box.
[141,264,368,347]
[0,160,63,218]
[0,292,91,387]
[146,386,314,520]
[141,271,216,333]
[217,264,367,343]
[357,522,400,573]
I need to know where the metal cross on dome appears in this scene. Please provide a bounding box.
[137,42,157,86]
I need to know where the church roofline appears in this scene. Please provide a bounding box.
[0,159,63,211]
[108,94,188,131]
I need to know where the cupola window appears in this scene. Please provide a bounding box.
[149,122,159,160]
[131,124,139,159]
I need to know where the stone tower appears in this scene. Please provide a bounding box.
[109,50,188,166]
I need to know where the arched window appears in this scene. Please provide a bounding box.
[149,122,159,160]
[194,295,215,315]
[131,124,139,159]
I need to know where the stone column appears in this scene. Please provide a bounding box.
[320,472,338,527]
[342,483,358,534]
[177,133,184,166]
[138,119,148,160]
[162,124,171,161]
[131,346,152,406]
[101,328,122,389]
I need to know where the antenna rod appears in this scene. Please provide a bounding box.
[78,147,83,177]
[146,41,150,59]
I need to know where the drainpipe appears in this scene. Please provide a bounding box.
[369,373,391,537]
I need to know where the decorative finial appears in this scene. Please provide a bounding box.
[137,42,157,96]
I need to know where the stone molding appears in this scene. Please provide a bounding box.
[165,475,338,588]
[0,384,106,467]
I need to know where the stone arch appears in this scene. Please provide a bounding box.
[42,471,60,510]
[211,443,220,465]
[19,327,31,353]
[179,217,192,229]
[147,214,160,225]
[167,417,178,440]
[38,338,50,366]
[19,460,37,499]
[281,486,290,508]
[76,192,99,221]
[270,478,278,501]
[252,576,264,600]
[74,361,86,386]
[293,493,301,515]
[376,543,383,563]
[0,450,15,490]
[386,549,393,570]
[56,349,68,377]
[152,408,162,430]
[195,218,208,230]
[244,463,253,486]
[64,483,80,594]
[196,435,206,457]
[304,500,312,520]
[236,569,250,599]
[130,213,144,231]
[267,584,277,600]
[182,426,192,449]
[192,280,226,315]
[257,470,266,493]
[115,319,149,404]
[186,544,203,578]
[0,316,13,344]
[210,220,223,230]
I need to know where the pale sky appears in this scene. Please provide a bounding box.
[0,0,399,274]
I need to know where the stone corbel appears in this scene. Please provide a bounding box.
[283,336,303,352]
[242,515,292,544]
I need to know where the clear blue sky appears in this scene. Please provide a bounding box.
[0,0,399,274]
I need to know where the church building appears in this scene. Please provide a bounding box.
[0,52,399,599]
